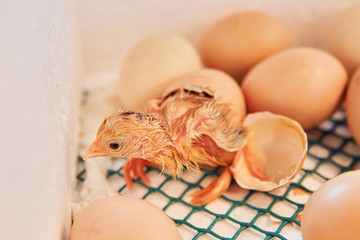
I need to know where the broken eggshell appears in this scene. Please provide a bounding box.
[230,112,307,191]
[161,68,247,128]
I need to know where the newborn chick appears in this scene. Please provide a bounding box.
[83,88,245,205]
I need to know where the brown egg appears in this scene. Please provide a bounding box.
[301,170,360,240]
[328,3,360,75]
[70,196,182,240]
[199,11,291,81]
[346,67,360,146]
[230,112,307,191]
[163,68,247,127]
[242,47,348,129]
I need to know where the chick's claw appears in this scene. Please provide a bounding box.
[190,166,232,206]
[123,158,151,189]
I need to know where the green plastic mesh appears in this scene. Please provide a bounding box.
[77,108,360,240]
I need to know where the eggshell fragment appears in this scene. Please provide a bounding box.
[70,196,182,240]
[118,33,202,111]
[328,3,360,75]
[301,170,360,240]
[199,11,291,81]
[242,47,348,129]
[163,68,247,126]
[346,67,360,146]
[230,112,307,191]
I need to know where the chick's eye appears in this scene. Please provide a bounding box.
[109,143,120,150]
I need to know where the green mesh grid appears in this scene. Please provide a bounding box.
[77,108,360,240]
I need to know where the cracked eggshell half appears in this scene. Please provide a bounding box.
[118,33,202,111]
[230,112,307,191]
[162,68,247,127]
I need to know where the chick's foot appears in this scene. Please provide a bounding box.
[123,158,151,189]
[190,166,232,206]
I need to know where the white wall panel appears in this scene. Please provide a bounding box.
[0,0,81,239]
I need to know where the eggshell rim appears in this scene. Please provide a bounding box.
[230,111,308,191]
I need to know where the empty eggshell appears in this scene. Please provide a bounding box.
[301,170,360,240]
[118,33,202,111]
[162,68,247,126]
[242,47,348,129]
[346,67,360,146]
[230,112,307,191]
[328,3,360,75]
[199,11,291,81]
[70,196,182,240]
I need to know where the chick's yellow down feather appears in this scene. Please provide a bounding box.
[83,87,246,205]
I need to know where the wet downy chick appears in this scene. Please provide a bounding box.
[83,88,246,205]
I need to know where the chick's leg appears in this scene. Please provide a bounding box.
[191,166,232,206]
[123,158,151,189]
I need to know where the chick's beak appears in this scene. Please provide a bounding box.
[82,140,108,160]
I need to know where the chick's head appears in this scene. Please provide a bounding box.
[82,111,169,160]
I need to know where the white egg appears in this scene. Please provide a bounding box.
[118,33,202,111]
